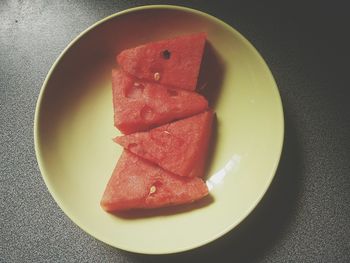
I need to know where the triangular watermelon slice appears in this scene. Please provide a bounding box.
[114,111,214,178]
[117,33,206,91]
[112,69,208,134]
[100,150,208,212]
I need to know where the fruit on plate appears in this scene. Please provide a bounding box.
[114,111,214,178]
[112,69,208,134]
[117,33,206,91]
[101,32,213,213]
[100,150,208,212]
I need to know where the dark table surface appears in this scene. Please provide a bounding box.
[1,1,349,262]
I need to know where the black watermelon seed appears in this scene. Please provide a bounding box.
[162,50,171,59]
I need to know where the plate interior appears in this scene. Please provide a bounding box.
[35,6,284,254]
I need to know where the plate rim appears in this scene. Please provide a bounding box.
[34,4,285,254]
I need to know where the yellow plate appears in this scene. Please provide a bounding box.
[34,5,284,254]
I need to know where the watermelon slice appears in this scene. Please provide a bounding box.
[100,150,208,212]
[112,69,208,134]
[114,111,214,178]
[117,33,206,91]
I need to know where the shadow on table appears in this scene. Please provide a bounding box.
[122,109,303,262]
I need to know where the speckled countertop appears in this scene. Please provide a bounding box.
[1,1,349,262]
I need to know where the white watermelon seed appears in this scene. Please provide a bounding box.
[154,72,160,81]
[149,185,156,194]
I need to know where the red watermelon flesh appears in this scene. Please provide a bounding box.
[100,150,208,212]
[114,111,214,178]
[112,69,208,134]
[117,33,206,91]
